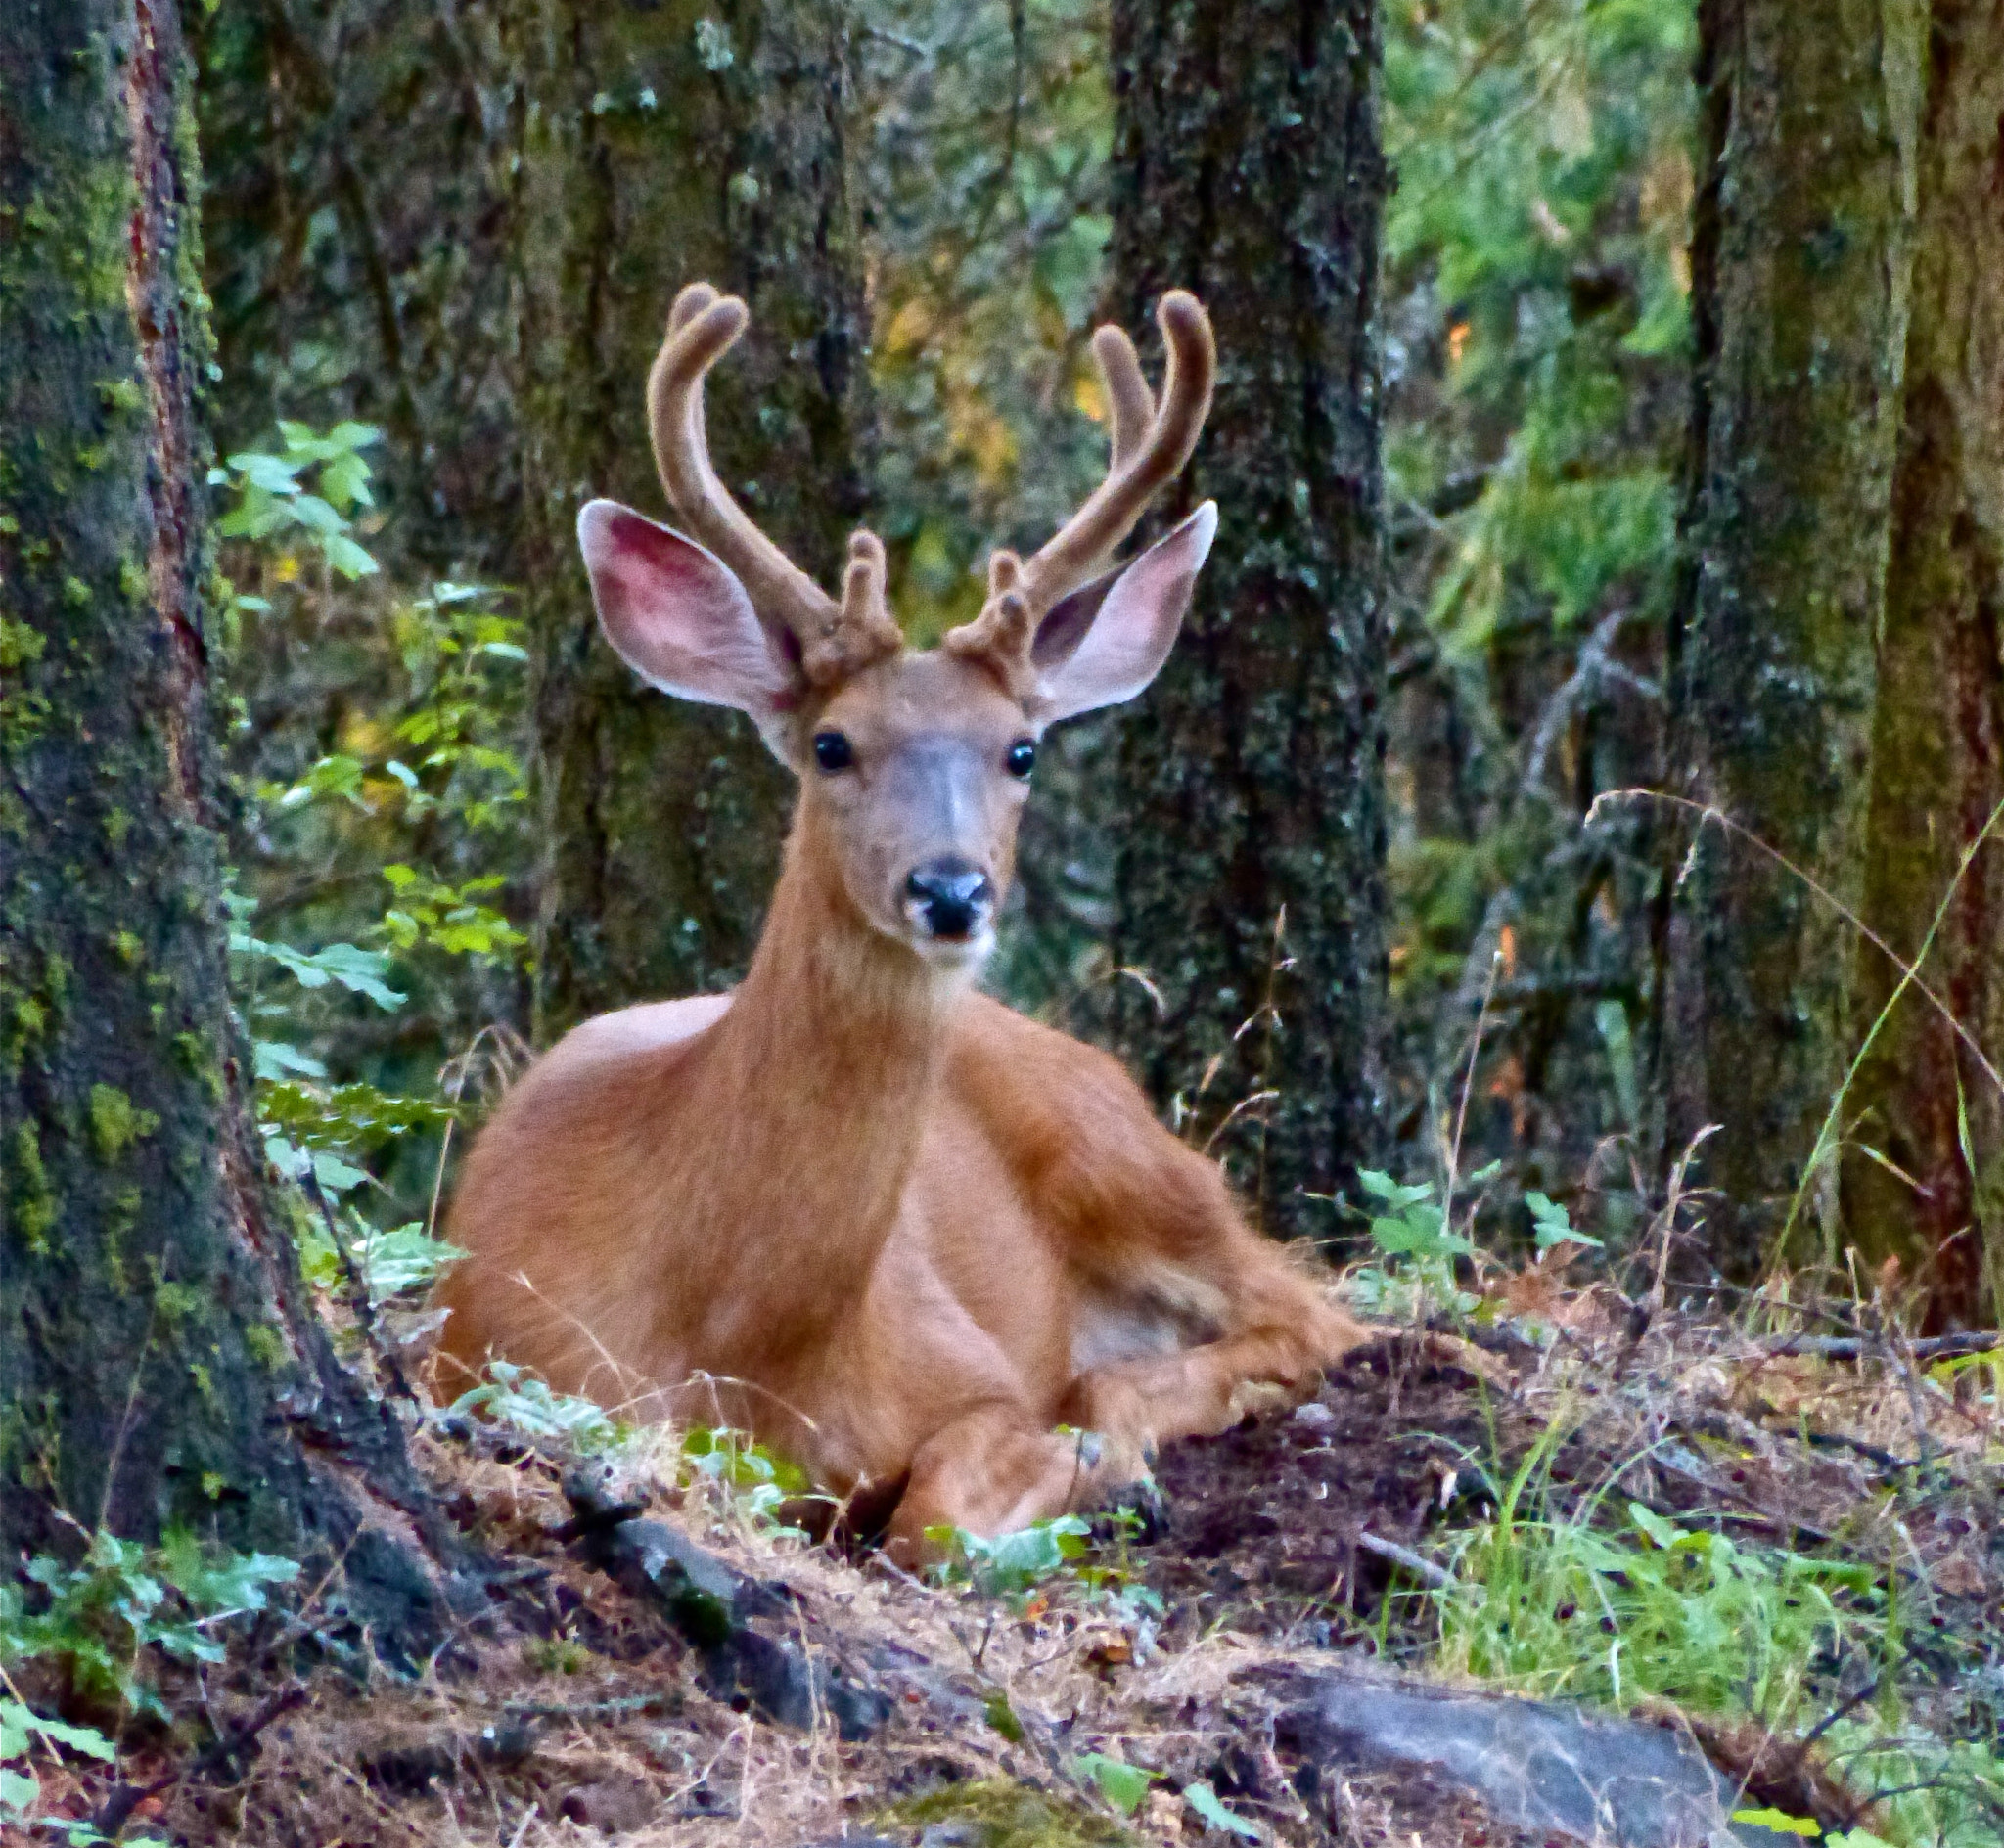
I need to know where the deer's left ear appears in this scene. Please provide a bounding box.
[1030,502,1216,722]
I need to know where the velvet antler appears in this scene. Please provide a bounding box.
[648,283,901,687]
[943,292,1215,698]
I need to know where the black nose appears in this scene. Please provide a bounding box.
[905,859,994,940]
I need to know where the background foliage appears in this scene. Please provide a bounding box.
[193,0,1698,1275]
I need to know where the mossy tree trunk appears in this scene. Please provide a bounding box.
[507,0,870,1042]
[0,0,459,1630]
[1659,0,1926,1268]
[1098,0,1389,1239]
[1842,0,2004,1328]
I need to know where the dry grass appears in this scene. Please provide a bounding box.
[13,1268,2000,1848]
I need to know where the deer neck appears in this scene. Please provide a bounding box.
[696,815,956,1324]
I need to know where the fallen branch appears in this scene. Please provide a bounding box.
[93,1683,308,1839]
[1357,1530,1453,1591]
[1762,1331,1999,1362]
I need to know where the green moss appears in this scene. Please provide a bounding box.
[243,1322,289,1375]
[154,1279,202,1325]
[62,575,90,609]
[6,1121,58,1254]
[105,807,132,849]
[97,377,144,415]
[118,559,147,602]
[882,1782,1132,1848]
[88,1083,159,1161]
[111,929,144,965]
[0,616,44,670]
[5,993,48,1068]
[105,1185,141,1285]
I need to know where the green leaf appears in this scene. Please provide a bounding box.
[982,1690,1024,1743]
[1627,1502,1681,1549]
[1733,1809,1820,1837]
[1526,1191,1602,1250]
[0,1703,114,1762]
[356,1224,466,1300]
[321,532,380,580]
[226,451,300,494]
[1184,1780,1261,1840]
[252,1040,327,1082]
[1358,1169,1435,1209]
[1076,1753,1153,1816]
[232,937,405,1010]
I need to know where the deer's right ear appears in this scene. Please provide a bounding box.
[578,500,800,722]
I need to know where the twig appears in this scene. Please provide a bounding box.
[498,1693,677,1720]
[92,1683,307,1838]
[1763,1331,1998,1361]
[296,1160,419,1408]
[1356,1530,1453,1591]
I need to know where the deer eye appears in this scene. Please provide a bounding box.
[812,731,854,773]
[1005,739,1036,779]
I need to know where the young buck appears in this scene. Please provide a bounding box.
[435,283,1369,1557]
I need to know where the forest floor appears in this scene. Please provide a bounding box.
[13,1281,2003,1848]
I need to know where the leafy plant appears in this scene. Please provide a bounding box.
[1350,1167,1481,1317]
[445,1362,629,1457]
[0,1533,298,1724]
[1433,1465,1882,1728]
[678,1427,818,1537]
[1,1698,123,1844]
[927,1515,1092,1601]
[212,420,383,581]
[297,1219,465,1306]
[1074,1751,1153,1816]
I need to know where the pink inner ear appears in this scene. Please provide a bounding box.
[578,501,792,716]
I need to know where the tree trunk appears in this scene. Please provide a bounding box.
[1842,0,2004,1328]
[1099,0,1389,1239]
[507,0,870,1042]
[0,0,459,1636]
[1659,0,1926,1268]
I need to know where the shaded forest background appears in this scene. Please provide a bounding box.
[4,1,2004,1842]
[195,0,1692,1240]
[177,0,1998,1323]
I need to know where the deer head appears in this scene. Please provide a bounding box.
[579,282,1216,969]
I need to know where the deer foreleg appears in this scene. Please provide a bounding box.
[1060,1288,1368,1455]
[885,1402,1151,1565]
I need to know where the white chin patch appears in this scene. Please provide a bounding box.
[912,928,994,975]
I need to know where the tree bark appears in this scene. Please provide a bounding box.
[1659,0,1927,1268]
[0,0,459,1637]
[507,0,870,1042]
[1842,0,2004,1328]
[1099,0,1389,1239]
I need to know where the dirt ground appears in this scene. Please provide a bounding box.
[13,1308,2002,1848]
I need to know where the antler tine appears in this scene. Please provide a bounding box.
[1019,291,1214,613]
[941,292,1212,695]
[1091,324,1156,469]
[646,284,899,684]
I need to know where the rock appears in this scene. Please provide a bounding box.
[559,1775,660,1833]
[1277,1671,1803,1848]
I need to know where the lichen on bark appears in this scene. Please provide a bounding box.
[1840,0,2004,1327]
[1097,0,1390,1239]
[1659,0,1928,1268]
[0,0,466,1638]
[504,0,871,1042]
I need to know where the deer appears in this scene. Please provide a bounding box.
[433,281,1371,1561]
